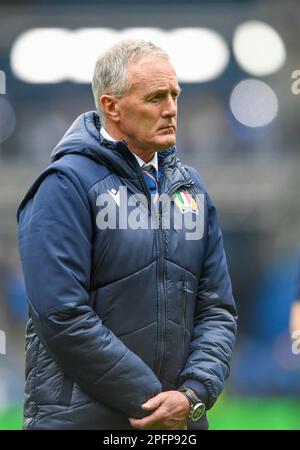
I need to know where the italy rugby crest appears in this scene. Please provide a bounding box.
[174,191,199,214]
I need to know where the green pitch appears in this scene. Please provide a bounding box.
[1,396,300,430]
[207,395,300,430]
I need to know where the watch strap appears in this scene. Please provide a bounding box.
[178,386,206,421]
[178,386,201,405]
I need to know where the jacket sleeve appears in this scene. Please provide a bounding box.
[178,190,237,411]
[18,171,162,418]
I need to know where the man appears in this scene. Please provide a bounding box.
[18,39,237,430]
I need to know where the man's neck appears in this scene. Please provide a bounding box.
[102,123,155,164]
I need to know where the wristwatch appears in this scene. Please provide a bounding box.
[178,386,206,422]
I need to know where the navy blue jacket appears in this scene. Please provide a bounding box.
[295,254,300,300]
[18,111,237,430]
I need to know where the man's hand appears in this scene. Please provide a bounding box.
[129,390,190,430]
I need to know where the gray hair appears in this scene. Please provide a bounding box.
[92,39,169,124]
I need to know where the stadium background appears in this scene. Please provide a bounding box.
[1,0,300,429]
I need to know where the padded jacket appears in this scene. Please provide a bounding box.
[18,111,237,430]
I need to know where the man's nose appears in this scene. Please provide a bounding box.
[162,95,177,118]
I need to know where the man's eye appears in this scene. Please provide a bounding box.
[148,92,178,102]
[150,95,162,102]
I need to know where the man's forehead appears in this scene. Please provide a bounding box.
[126,57,179,89]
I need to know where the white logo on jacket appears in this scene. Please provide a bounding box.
[96,187,204,240]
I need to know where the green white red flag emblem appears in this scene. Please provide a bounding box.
[174,191,199,214]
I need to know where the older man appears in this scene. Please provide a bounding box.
[18,39,237,430]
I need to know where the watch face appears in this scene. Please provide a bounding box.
[191,403,205,421]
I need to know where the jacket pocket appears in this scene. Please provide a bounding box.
[59,374,74,406]
[182,281,194,362]
[182,281,188,360]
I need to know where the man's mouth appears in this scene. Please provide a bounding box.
[158,125,175,131]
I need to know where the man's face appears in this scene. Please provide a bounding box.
[115,57,180,154]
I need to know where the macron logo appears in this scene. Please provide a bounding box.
[107,188,120,207]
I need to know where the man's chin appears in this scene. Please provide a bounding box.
[154,137,176,152]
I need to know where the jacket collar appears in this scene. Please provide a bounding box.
[51,111,194,193]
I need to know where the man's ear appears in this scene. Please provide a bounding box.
[100,94,120,122]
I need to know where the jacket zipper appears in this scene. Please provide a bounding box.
[154,197,167,377]
[154,180,194,378]
[133,156,195,378]
[182,281,188,360]
[132,162,165,376]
